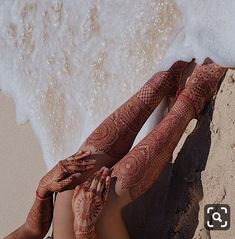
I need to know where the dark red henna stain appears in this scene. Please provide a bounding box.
[84,67,186,160]
[25,196,53,236]
[72,168,111,239]
[112,63,226,201]
[37,151,94,197]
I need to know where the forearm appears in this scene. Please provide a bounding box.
[4,194,53,239]
[4,224,35,239]
[24,194,54,238]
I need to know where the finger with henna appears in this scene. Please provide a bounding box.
[62,159,96,174]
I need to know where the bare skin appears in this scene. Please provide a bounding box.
[72,167,111,239]
[53,62,227,239]
[98,62,227,239]
[53,61,191,238]
[4,151,95,239]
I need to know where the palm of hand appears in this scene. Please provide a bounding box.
[72,167,111,235]
[73,188,103,230]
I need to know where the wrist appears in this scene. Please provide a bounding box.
[36,190,53,200]
[36,186,53,200]
[74,227,96,239]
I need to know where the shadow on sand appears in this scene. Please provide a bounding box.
[123,101,216,239]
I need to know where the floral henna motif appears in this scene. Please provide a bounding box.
[112,131,174,201]
[37,150,96,197]
[84,98,151,159]
[84,63,187,160]
[112,63,225,202]
[4,151,96,239]
[72,167,111,239]
[113,146,149,190]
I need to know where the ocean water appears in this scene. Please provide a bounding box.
[161,0,235,70]
[0,0,233,169]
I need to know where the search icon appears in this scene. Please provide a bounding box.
[212,212,222,222]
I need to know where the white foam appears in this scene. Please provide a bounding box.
[160,0,235,70]
[0,0,179,169]
[0,1,234,169]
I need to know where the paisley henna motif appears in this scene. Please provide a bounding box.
[112,63,226,202]
[72,167,111,239]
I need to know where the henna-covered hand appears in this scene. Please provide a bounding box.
[72,167,111,239]
[5,151,96,239]
[37,150,96,198]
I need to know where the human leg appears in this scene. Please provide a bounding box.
[53,61,189,239]
[111,63,227,205]
[94,63,226,239]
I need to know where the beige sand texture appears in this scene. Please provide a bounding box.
[0,92,51,238]
[0,71,235,239]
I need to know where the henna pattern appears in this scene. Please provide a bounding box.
[25,196,53,237]
[37,150,96,197]
[72,167,111,239]
[4,196,54,239]
[181,63,227,116]
[4,151,96,239]
[112,63,227,202]
[84,62,189,160]
[4,228,20,239]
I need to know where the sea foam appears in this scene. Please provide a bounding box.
[0,0,233,169]
[160,0,235,70]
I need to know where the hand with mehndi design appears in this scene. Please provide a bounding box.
[37,150,96,198]
[72,167,111,239]
[4,150,96,239]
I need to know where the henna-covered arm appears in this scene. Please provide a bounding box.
[4,151,96,239]
[72,167,111,239]
[4,224,39,239]
[4,192,53,239]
